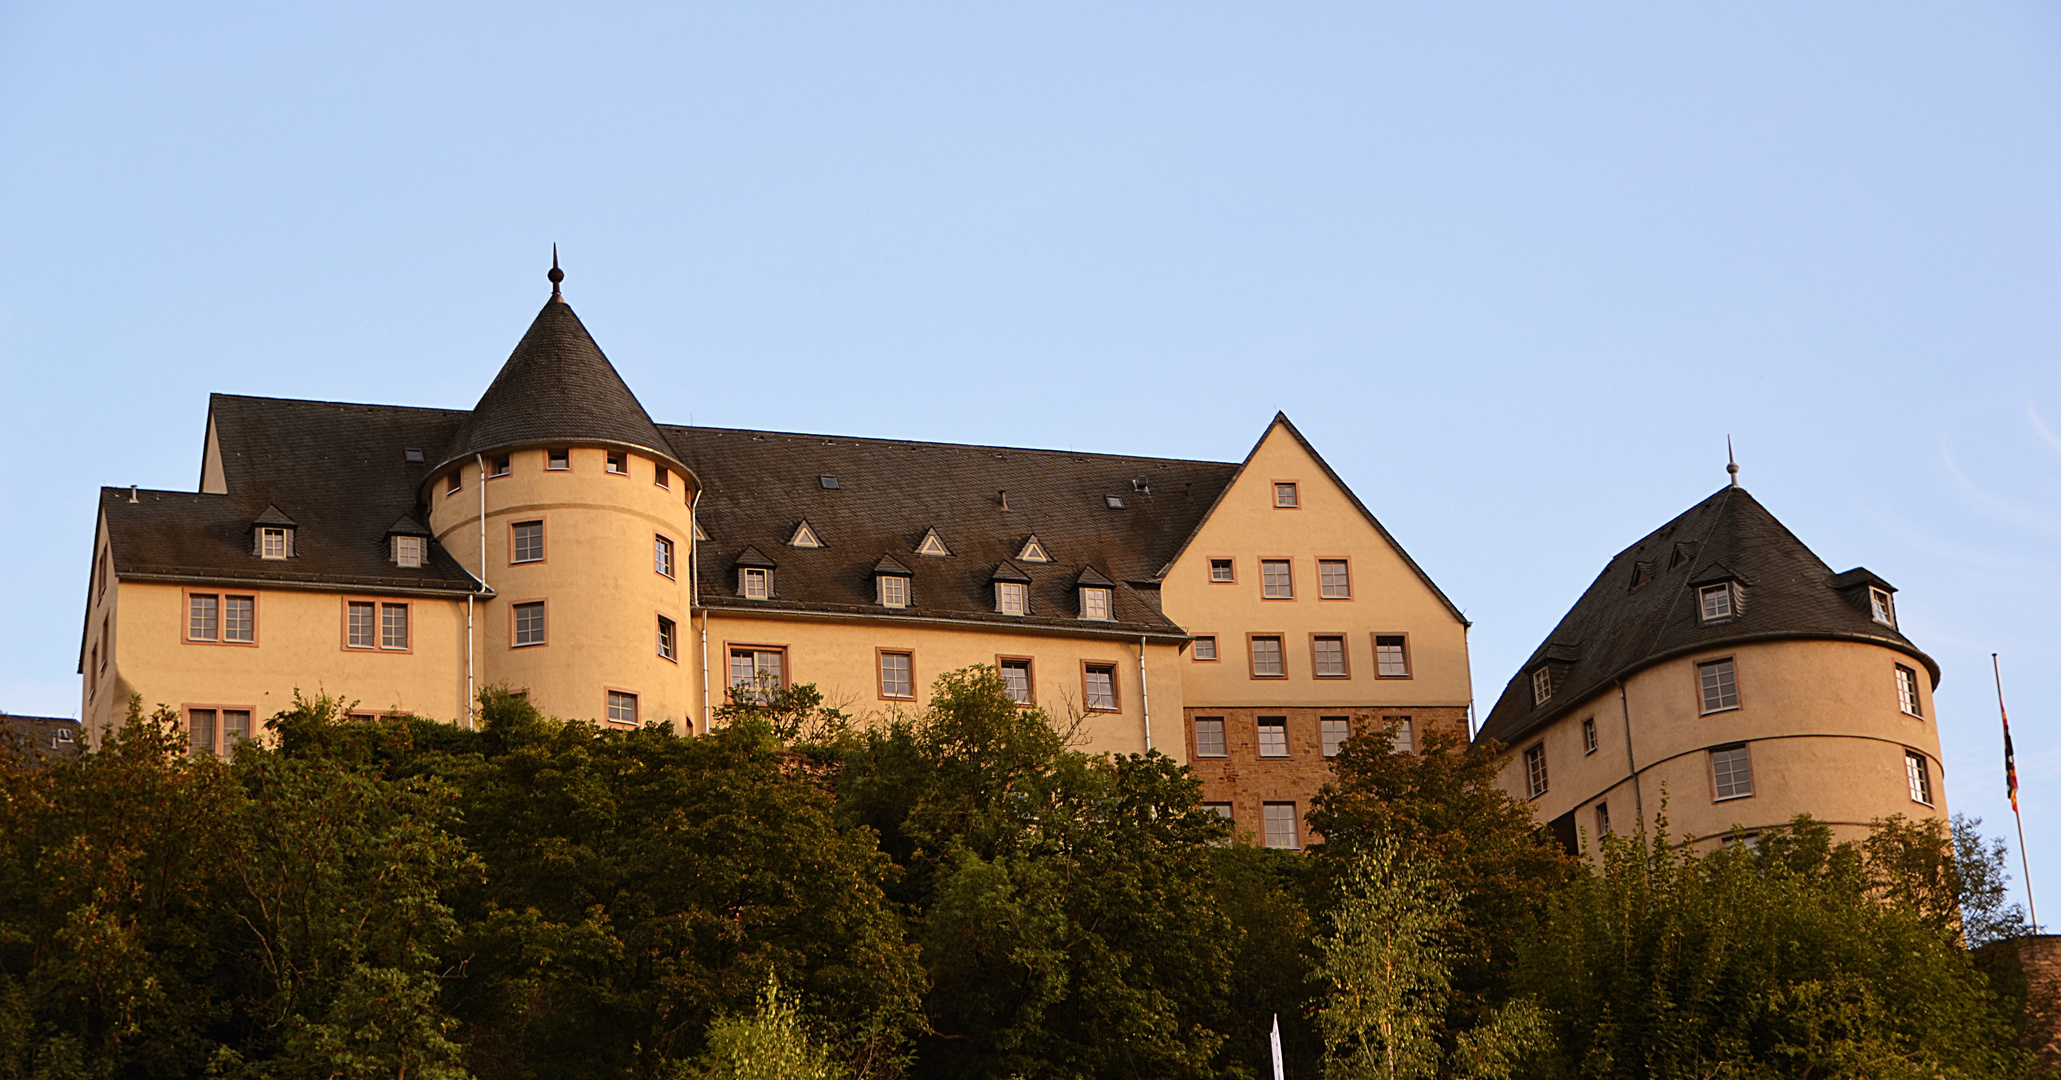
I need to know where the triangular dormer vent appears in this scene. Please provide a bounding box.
[916,528,952,557]
[1017,535,1051,563]
[693,519,710,542]
[788,520,824,549]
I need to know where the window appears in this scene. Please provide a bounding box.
[393,535,426,568]
[1582,716,1598,755]
[655,535,675,578]
[1524,743,1548,798]
[347,601,376,648]
[1312,635,1348,677]
[1896,664,1922,717]
[606,452,628,475]
[1321,716,1349,757]
[188,593,254,644]
[1194,717,1227,757]
[1699,583,1733,621]
[189,708,216,756]
[607,691,638,725]
[658,616,677,662]
[1388,716,1414,754]
[259,527,290,560]
[878,575,910,608]
[916,529,952,557]
[996,581,1028,615]
[446,472,462,495]
[190,593,219,641]
[489,455,511,478]
[655,465,670,490]
[1016,536,1050,562]
[788,521,823,548]
[511,521,545,564]
[1249,635,1285,677]
[1273,482,1299,508]
[1000,658,1033,704]
[728,648,785,701]
[1192,635,1218,662]
[1906,751,1933,805]
[513,602,546,646]
[1263,803,1299,849]
[1595,801,1612,837]
[1712,744,1753,800]
[1319,559,1350,598]
[1531,667,1552,706]
[380,603,409,650]
[547,448,570,470]
[1205,802,1233,822]
[1083,663,1118,711]
[1260,559,1293,599]
[1375,635,1410,678]
[1080,587,1112,621]
[1870,586,1896,627]
[1698,659,1739,713]
[740,568,770,600]
[879,650,915,700]
[223,596,254,643]
[1209,558,1235,583]
[1104,495,1126,510]
[1257,717,1289,757]
[99,615,108,673]
[223,709,250,749]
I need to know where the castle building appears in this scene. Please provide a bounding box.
[77,267,1471,847]
[1475,479,1947,853]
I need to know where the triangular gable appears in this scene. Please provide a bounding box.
[1017,535,1052,563]
[873,554,914,576]
[386,513,432,537]
[915,528,952,557]
[1075,565,1116,588]
[254,504,297,527]
[734,545,778,569]
[991,561,1033,583]
[788,520,824,549]
[1156,412,1468,625]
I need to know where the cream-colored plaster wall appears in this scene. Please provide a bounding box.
[1161,423,1470,709]
[429,446,698,730]
[1498,639,1947,852]
[80,512,123,739]
[700,611,1183,759]
[90,580,469,744]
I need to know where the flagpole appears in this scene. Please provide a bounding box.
[1996,653,2039,932]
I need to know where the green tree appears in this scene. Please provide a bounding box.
[687,973,844,1080]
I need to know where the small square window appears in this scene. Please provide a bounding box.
[1712,744,1753,800]
[655,465,670,490]
[879,651,914,699]
[1318,559,1350,598]
[1194,717,1226,757]
[1192,635,1218,662]
[380,602,408,650]
[1387,715,1414,754]
[1260,560,1292,599]
[1699,583,1733,621]
[1321,716,1349,757]
[1870,587,1896,627]
[655,535,675,578]
[403,448,425,464]
[512,521,545,564]
[489,456,511,478]
[1249,635,1284,677]
[1531,667,1553,706]
[658,616,677,662]
[740,568,770,600]
[393,535,426,568]
[1080,587,1112,621]
[1273,482,1298,508]
[1000,658,1032,704]
[1209,558,1234,583]
[879,575,910,608]
[446,472,462,495]
[1905,750,1933,805]
[1375,635,1410,678]
[1257,717,1289,758]
[996,581,1028,615]
[1524,743,1548,798]
[1312,635,1347,677]
[1205,802,1233,822]
[1699,659,1739,714]
[1582,716,1598,755]
[606,452,629,475]
[513,602,546,646]
[608,690,638,725]
[1896,664,1922,717]
[1262,802,1299,849]
[1083,664,1118,711]
[547,448,570,470]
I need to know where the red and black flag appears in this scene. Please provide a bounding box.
[2005,697,2020,813]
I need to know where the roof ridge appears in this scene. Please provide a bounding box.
[660,423,1239,468]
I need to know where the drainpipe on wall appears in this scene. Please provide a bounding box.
[1617,678,1643,827]
[470,454,488,730]
[1138,636,1152,754]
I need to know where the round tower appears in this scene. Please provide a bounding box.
[426,262,699,730]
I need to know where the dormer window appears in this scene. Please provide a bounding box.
[1531,667,1553,707]
[789,521,824,549]
[1698,583,1734,622]
[878,575,909,608]
[740,568,769,599]
[1017,536,1051,563]
[1869,587,1895,627]
[259,528,289,559]
[393,536,426,568]
[997,582,1028,615]
[1080,587,1112,621]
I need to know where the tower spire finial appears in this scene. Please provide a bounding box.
[1726,436,1739,488]
[548,244,564,299]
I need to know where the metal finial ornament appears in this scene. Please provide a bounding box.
[1727,436,1739,488]
[548,244,564,297]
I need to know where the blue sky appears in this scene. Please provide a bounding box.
[2,3,2057,915]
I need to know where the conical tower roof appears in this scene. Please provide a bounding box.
[437,276,675,474]
[1476,485,1936,747]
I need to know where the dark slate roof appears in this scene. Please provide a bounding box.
[1476,485,1937,748]
[667,424,1238,639]
[101,396,481,595]
[437,297,677,474]
[3,715,82,765]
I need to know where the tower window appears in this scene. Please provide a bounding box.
[607,691,638,725]
[1273,482,1299,508]
[1698,658,1740,714]
[1699,583,1734,622]
[489,456,511,478]
[1712,744,1754,800]
[657,616,677,662]
[1209,558,1234,583]
[1896,664,1922,717]
[606,452,628,475]
[1257,717,1289,757]
[1870,587,1896,627]
[446,472,462,495]
[654,535,675,578]
[1194,717,1226,757]
[1582,716,1598,754]
[655,465,670,490]
[511,521,545,564]
[513,602,546,646]
[1905,750,1933,806]
[1524,743,1548,798]
[547,448,570,470]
